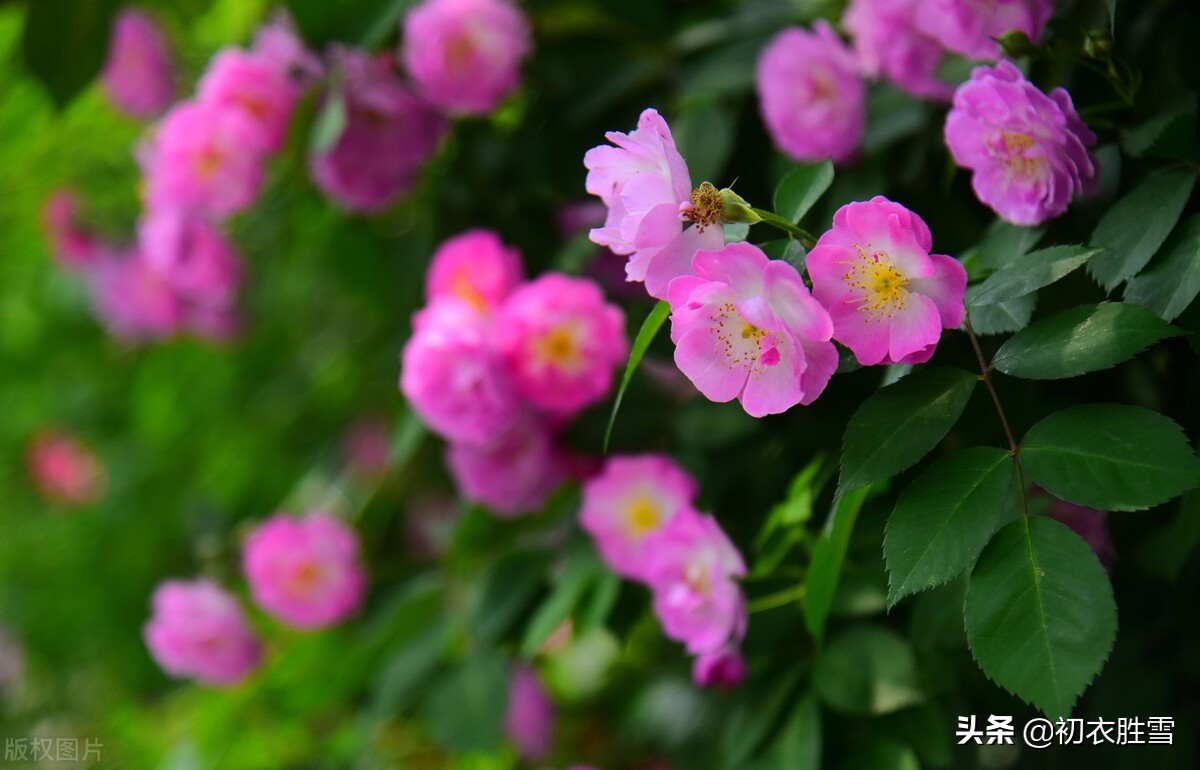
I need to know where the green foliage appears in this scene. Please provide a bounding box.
[773,160,835,224]
[805,484,875,643]
[965,516,1117,719]
[604,299,670,451]
[838,367,977,494]
[1124,215,1200,321]
[884,447,1019,606]
[991,301,1184,379]
[424,651,509,753]
[20,0,119,107]
[1021,404,1200,511]
[968,245,1103,306]
[815,625,922,716]
[746,695,820,770]
[1088,170,1195,290]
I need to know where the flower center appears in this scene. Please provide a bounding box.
[445,32,477,73]
[710,304,781,370]
[684,561,711,596]
[236,93,269,120]
[451,270,487,311]
[194,145,225,180]
[536,325,582,370]
[625,496,660,536]
[680,182,724,233]
[288,561,324,597]
[841,244,911,322]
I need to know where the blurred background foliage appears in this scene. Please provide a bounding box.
[0,0,1199,768]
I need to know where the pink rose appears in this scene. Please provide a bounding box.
[143,578,263,686]
[102,9,176,119]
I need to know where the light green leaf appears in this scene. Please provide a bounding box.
[838,367,977,494]
[1022,404,1200,511]
[1088,170,1195,290]
[805,485,874,643]
[310,87,347,154]
[967,293,1037,335]
[885,448,1019,606]
[992,302,1184,379]
[1124,215,1200,321]
[968,245,1103,306]
[815,625,923,716]
[604,300,670,452]
[773,161,835,224]
[965,517,1117,719]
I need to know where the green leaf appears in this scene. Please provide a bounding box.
[1088,171,1195,290]
[968,245,1103,306]
[604,300,670,452]
[773,161,835,224]
[885,448,1020,607]
[841,740,921,770]
[371,620,450,714]
[720,666,805,769]
[965,516,1117,719]
[1104,0,1116,34]
[991,302,1184,380]
[747,695,820,770]
[805,485,874,643]
[472,550,547,644]
[21,0,120,108]
[519,551,600,657]
[425,651,509,752]
[839,367,977,494]
[309,87,347,155]
[815,625,923,716]
[1022,404,1200,511]
[284,0,412,48]
[1124,215,1200,321]
[674,99,736,187]
[973,219,1046,273]
[1135,490,1200,582]
[967,293,1036,335]
[1125,97,1198,161]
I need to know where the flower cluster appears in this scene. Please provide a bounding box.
[580,455,748,688]
[945,60,1099,226]
[400,230,627,516]
[756,1,1056,164]
[143,511,366,685]
[586,110,967,415]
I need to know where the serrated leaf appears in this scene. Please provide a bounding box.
[965,517,1117,719]
[424,651,509,752]
[604,300,669,451]
[21,0,120,108]
[839,367,977,494]
[992,302,1184,379]
[774,161,835,224]
[885,448,1019,606]
[1022,404,1200,511]
[805,485,874,643]
[968,293,1036,335]
[969,245,1102,306]
[1088,171,1195,290]
[1124,215,1200,322]
[974,219,1046,273]
[1125,98,1198,161]
[815,625,923,716]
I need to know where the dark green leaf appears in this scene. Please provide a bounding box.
[720,666,805,769]
[1125,98,1198,161]
[747,695,820,770]
[973,219,1046,273]
[604,300,670,452]
[674,99,735,186]
[841,740,920,770]
[21,0,120,108]
[992,302,1183,379]
[1088,171,1195,290]
[424,651,509,752]
[285,0,412,48]
[1022,404,1200,511]
[885,448,1019,606]
[1124,215,1200,321]
[1105,0,1116,33]
[965,517,1117,718]
[805,485,874,643]
[519,551,600,657]
[967,293,1036,335]
[472,550,547,644]
[371,620,450,714]
[815,625,923,715]
[1135,490,1200,582]
[773,161,835,224]
[968,245,1103,306]
[839,367,977,494]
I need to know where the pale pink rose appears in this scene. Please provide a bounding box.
[584,108,724,300]
[756,22,866,164]
[917,0,1054,61]
[445,419,567,518]
[579,454,699,581]
[27,429,107,506]
[138,208,243,311]
[425,229,524,313]
[644,510,747,655]
[692,645,748,688]
[310,47,446,213]
[944,60,1099,226]
[844,0,954,100]
[42,189,102,270]
[494,274,628,417]
[667,243,838,416]
[141,101,266,219]
[400,0,532,115]
[143,578,263,686]
[807,197,967,365]
[102,8,176,119]
[505,665,555,760]
[86,249,184,342]
[242,512,368,629]
[400,299,526,446]
[196,49,300,154]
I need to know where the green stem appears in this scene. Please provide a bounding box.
[750,208,817,249]
[748,583,807,614]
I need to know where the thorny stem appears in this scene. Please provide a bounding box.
[750,207,817,249]
[964,312,1031,518]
